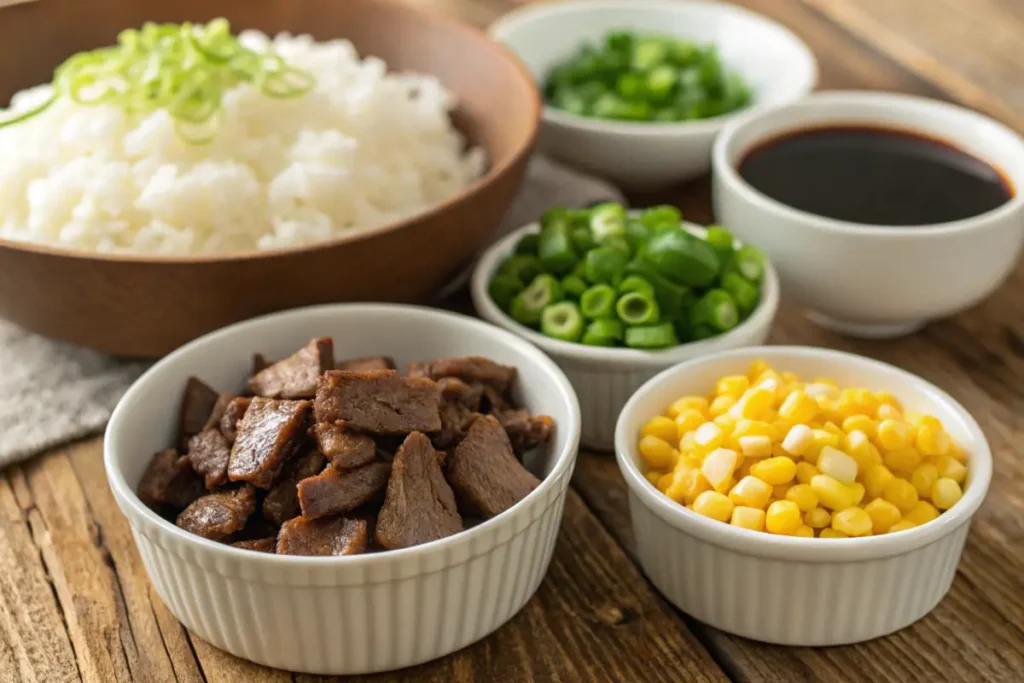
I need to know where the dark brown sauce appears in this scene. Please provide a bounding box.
[738,125,1014,226]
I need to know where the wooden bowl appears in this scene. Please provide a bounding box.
[0,0,540,357]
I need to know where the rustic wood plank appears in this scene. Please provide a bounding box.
[0,469,80,683]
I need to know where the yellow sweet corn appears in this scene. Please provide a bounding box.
[883,447,922,474]
[747,359,772,381]
[782,424,814,456]
[702,448,740,493]
[905,500,939,525]
[785,483,818,512]
[713,413,737,436]
[779,390,818,423]
[887,520,918,533]
[692,490,734,522]
[863,464,895,500]
[751,456,798,485]
[882,477,919,513]
[877,419,910,450]
[638,435,679,470]
[729,386,775,420]
[910,463,939,498]
[915,416,950,456]
[876,404,902,421]
[795,461,819,485]
[709,394,737,417]
[842,414,877,437]
[820,528,848,539]
[846,430,882,470]
[864,498,902,534]
[643,416,679,444]
[765,500,802,535]
[739,434,773,458]
[657,473,673,493]
[668,396,709,419]
[935,454,968,484]
[932,478,963,510]
[793,524,815,538]
[730,506,766,531]
[831,507,872,536]
[665,468,711,505]
[716,375,750,398]
[674,408,707,439]
[694,422,724,449]
[817,446,858,484]
[645,470,664,487]
[729,475,773,509]
[804,507,831,529]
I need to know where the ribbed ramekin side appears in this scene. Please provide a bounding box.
[559,363,658,451]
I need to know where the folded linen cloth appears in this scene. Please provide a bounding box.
[0,156,624,467]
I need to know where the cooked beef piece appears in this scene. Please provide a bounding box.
[138,449,206,510]
[178,377,220,449]
[235,514,279,541]
[219,396,252,443]
[337,356,396,372]
[228,398,311,489]
[437,377,484,410]
[248,337,334,399]
[314,370,442,434]
[231,537,277,553]
[311,422,377,470]
[406,357,516,393]
[187,428,232,490]
[277,516,368,556]
[252,353,271,375]
[263,450,327,526]
[493,409,555,454]
[297,462,391,520]
[432,400,476,450]
[202,391,237,431]
[175,486,257,542]
[447,415,541,517]
[375,432,461,550]
[480,385,512,413]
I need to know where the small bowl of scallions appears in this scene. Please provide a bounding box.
[489,0,817,189]
[471,202,779,450]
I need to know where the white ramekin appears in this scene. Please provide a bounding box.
[489,0,817,190]
[615,346,992,646]
[105,304,581,675]
[712,91,1024,339]
[471,221,779,450]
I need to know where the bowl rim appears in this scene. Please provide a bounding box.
[0,0,542,265]
[488,0,819,138]
[712,90,1024,237]
[614,345,994,562]
[470,219,780,368]
[104,303,582,568]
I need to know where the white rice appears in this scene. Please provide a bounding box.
[0,31,486,255]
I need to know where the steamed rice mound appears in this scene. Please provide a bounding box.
[0,31,486,255]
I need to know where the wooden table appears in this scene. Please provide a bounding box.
[3,1,1023,681]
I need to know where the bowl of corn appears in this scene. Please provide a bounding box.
[614,346,992,645]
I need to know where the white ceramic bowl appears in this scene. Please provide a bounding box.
[489,0,817,191]
[104,304,581,675]
[615,346,992,646]
[713,91,1024,339]
[471,221,779,450]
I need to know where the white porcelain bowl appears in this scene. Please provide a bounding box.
[615,346,992,645]
[471,221,779,450]
[104,304,581,675]
[713,91,1024,339]
[489,0,817,191]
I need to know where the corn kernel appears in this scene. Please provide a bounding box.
[887,520,918,533]
[842,414,877,437]
[883,447,922,474]
[678,431,698,454]
[716,375,750,398]
[747,359,772,381]
[810,474,857,510]
[657,473,674,493]
[846,430,882,469]
[771,442,791,459]
[730,506,766,531]
[674,409,707,439]
[773,483,791,499]
[782,424,813,456]
[874,390,901,410]
[642,416,678,444]
[733,419,777,439]
[765,500,802,535]
[820,528,848,539]
[692,490,734,522]
[795,461,819,485]
[804,381,839,400]
[778,390,819,423]
[729,386,775,420]
[910,463,939,498]
[916,417,950,456]
[848,482,866,507]
[713,413,737,436]
[638,435,679,470]
[785,484,818,512]
[709,394,737,417]
[864,464,895,500]
[739,435,773,458]
[882,478,919,513]
[876,419,910,450]
[694,422,724,449]
[702,448,739,493]
[804,507,831,529]
[806,429,841,463]
[876,404,902,421]
[833,389,860,420]
[947,443,968,463]
[905,500,939,525]
[864,498,902,534]
[817,446,858,484]
[935,454,968,484]
[735,459,755,480]
[645,470,664,487]
[668,396,708,419]
[932,478,963,510]
[793,524,814,538]
[675,453,701,472]
[751,456,798,485]
[728,475,773,509]
[832,507,872,536]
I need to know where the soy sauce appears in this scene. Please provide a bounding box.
[738,126,1013,226]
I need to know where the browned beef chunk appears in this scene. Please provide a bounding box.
[437,377,484,410]
[407,357,516,393]
[277,516,368,556]
[178,377,219,449]
[138,449,206,510]
[248,337,334,399]
[228,398,311,489]
[375,432,461,550]
[447,415,540,517]
[176,486,256,541]
[493,409,555,454]
[263,450,327,526]
[432,401,476,450]
[202,391,237,431]
[338,356,396,372]
[219,396,251,443]
[314,370,441,434]
[187,428,232,490]
[311,422,377,470]
[231,537,276,553]
[297,462,391,520]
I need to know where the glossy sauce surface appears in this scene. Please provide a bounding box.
[738,126,1013,226]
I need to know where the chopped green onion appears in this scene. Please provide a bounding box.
[690,324,717,341]
[561,274,589,299]
[589,202,628,242]
[488,273,523,311]
[733,244,766,283]
[625,323,679,349]
[643,229,720,287]
[571,225,597,253]
[694,289,739,332]
[639,205,682,232]
[580,284,617,319]
[514,233,540,256]
[616,291,660,325]
[618,275,656,298]
[510,274,563,326]
[705,225,735,263]
[538,214,578,275]
[541,302,584,342]
[583,246,629,285]
[721,272,760,315]
[499,255,544,287]
[582,318,625,346]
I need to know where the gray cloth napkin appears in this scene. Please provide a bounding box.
[0,156,623,467]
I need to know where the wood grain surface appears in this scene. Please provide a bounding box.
[3,0,1024,681]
